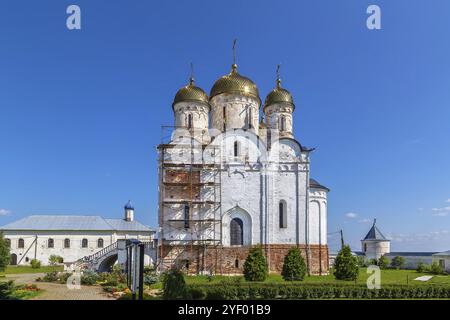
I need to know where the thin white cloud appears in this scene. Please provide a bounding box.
[388,230,450,243]
[0,209,11,216]
[432,207,450,216]
[345,212,358,219]
[446,199,450,203]
[358,218,372,223]
[433,212,449,217]
[432,207,450,211]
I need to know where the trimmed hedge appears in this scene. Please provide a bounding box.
[185,283,450,300]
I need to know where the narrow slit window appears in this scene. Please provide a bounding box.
[279,200,287,228]
[223,106,226,131]
[280,116,286,131]
[184,202,190,229]
[187,114,193,129]
[234,141,239,157]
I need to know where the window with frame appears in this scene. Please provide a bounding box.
[184,202,190,229]
[97,238,104,248]
[187,114,193,129]
[18,238,24,249]
[280,116,286,131]
[234,141,240,157]
[267,129,272,149]
[279,200,287,228]
[64,238,70,248]
[230,218,243,246]
[48,238,54,248]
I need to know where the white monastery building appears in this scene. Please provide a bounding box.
[158,59,330,275]
[0,201,154,269]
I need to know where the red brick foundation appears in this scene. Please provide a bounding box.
[160,244,329,275]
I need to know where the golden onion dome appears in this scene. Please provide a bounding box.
[173,78,210,109]
[210,64,260,103]
[263,78,295,111]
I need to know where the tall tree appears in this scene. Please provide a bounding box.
[0,232,10,272]
[281,247,307,281]
[243,246,268,281]
[334,245,359,281]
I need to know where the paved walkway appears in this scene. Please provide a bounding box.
[6,273,115,300]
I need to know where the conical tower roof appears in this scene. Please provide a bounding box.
[362,219,389,241]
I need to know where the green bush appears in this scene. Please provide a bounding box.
[162,268,188,300]
[58,272,73,284]
[356,256,367,268]
[391,256,405,269]
[41,271,59,282]
[334,245,358,281]
[368,258,378,266]
[186,283,450,300]
[281,248,306,281]
[189,287,207,300]
[243,246,268,282]
[0,281,16,299]
[81,270,99,285]
[430,262,445,275]
[48,255,64,265]
[378,256,389,269]
[30,259,41,269]
[144,274,160,286]
[0,232,10,272]
[142,267,160,286]
[417,261,428,273]
[98,272,125,287]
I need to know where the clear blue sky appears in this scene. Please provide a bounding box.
[1,0,449,252]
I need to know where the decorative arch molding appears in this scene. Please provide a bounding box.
[270,138,307,164]
[222,206,252,246]
[309,200,322,245]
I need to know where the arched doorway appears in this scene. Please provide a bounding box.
[10,253,17,265]
[230,218,243,246]
[97,254,118,272]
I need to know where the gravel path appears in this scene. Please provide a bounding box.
[6,273,115,300]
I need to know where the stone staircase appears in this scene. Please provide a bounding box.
[73,240,157,272]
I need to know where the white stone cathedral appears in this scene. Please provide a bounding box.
[157,61,329,275]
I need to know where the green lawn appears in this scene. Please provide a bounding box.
[172,268,450,287]
[1,265,64,275]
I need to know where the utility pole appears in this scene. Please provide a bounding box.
[34,235,38,259]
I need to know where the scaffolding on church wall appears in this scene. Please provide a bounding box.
[157,125,222,275]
